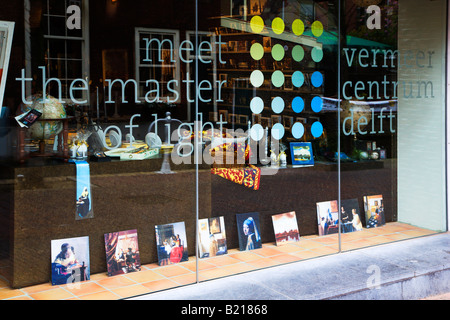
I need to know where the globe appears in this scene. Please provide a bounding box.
[19,94,66,140]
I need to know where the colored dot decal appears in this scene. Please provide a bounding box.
[271,97,285,114]
[250,70,264,88]
[311,21,324,37]
[250,16,265,33]
[292,96,304,113]
[292,45,304,62]
[311,121,323,138]
[272,17,285,34]
[311,71,323,87]
[271,70,285,88]
[292,19,305,36]
[250,124,264,141]
[311,47,323,62]
[250,43,264,60]
[291,122,305,139]
[292,71,304,88]
[250,97,264,114]
[271,44,285,61]
[311,96,323,113]
[271,123,285,140]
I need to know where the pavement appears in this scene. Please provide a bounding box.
[128,232,450,300]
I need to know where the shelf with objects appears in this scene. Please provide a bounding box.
[209,24,325,130]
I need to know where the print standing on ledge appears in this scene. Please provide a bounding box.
[51,236,90,286]
[155,221,189,266]
[363,195,385,228]
[236,212,262,251]
[340,199,364,233]
[316,200,339,236]
[272,211,300,246]
[198,216,228,258]
[104,229,141,276]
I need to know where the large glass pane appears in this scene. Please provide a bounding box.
[339,0,446,252]
[195,0,340,283]
[0,0,201,298]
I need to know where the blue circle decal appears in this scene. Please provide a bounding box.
[311,121,323,138]
[311,71,323,87]
[292,97,304,113]
[311,96,323,113]
[291,122,304,139]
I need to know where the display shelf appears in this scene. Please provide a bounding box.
[1,157,395,288]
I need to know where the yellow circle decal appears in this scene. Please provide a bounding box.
[272,17,285,35]
[250,16,265,34]
[292,19,304,36]
[311,21,324,37]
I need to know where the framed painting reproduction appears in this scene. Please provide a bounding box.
[198,216,228,258]
[271,211,300,246]
[155,221,189,266]
[340,199,363,233]
[236,212,262,251]
[316,200,339,236]
[290,142,314,166]
[104,229,141,276]
[363,194,385,228]
[51,236,90,286]
[0,21,14,109]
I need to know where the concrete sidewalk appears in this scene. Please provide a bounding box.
[129,232,450,300]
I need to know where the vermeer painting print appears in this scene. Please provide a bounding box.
[236,212,262,251]
[74,161,93,220]
[155,221,189,266]
[198,216,228,258]
[51,236,90,286]
[363,194,385,228]
[104,229,141,276]
[316,200,339,236]
[340,199,364,233]
[271,211,300,246]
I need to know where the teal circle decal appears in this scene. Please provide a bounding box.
[292,71,304,88]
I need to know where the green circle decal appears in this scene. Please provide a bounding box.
[292,45,304,62]
[271,70,285,88]
[311,47,323,62]
[271,44,285,61]
[250,43,264,60]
